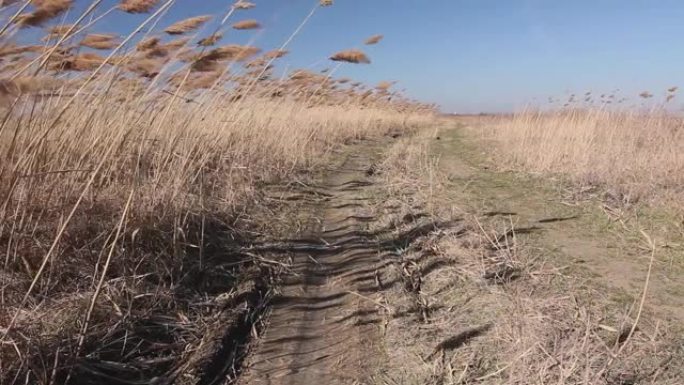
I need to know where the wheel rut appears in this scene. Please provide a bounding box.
[239,144,390,385]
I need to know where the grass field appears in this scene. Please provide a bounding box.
[476,108,684,209]
[1,1,683,384]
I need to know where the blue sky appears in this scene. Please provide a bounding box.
[11,0,684,112]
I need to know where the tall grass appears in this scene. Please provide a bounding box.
[0,0,434,382]
[480,108,684,205]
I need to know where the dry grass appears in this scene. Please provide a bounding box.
[164,15,213,35]
[364,34,384,45]
[79,33,119,50]
[119,0,159,14]
[0,0,435,382]
[372,128,683,385]
[17,0,73,27]
[330,49,371,64]
[476,108,684,207]
[197,32,222,47]
[232,19,261,30]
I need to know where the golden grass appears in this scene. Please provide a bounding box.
[477,108,684,205]
[0,1,435,381]
[364,34,383,45]
[232,19,261,30]
[197,32,223,47]
[330,49,371,64]
[164,15,212,35]
[17,0,73,27]
[80,33,119,50]
[0,87,432,381]
[119,0,159,14]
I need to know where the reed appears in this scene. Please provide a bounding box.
[0,0,434,382]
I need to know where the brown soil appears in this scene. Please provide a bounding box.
[239,142,391,384]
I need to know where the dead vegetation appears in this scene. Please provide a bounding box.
[368,129,684,384]
[0,0,434,383]
[476,106,684,210]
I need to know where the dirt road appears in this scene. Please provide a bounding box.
[239,143,391,384]
[230,124,684,385]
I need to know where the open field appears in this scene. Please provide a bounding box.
[473,109,684,209]
[1,1,684,384]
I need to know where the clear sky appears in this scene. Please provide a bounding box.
[13,0,684,112]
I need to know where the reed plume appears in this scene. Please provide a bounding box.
[0,43,43,57]
[232,19,261,30]
[17,0,73,27]
[49,52,106,72]
[165,15,212,35]
[264,49,288,59]
[186,44,259,72]
[80,33,119,50]
[128,57,163,78]
[119,0,159,13]
[198,33,222,47]
[376,81,393,91]
[364,34,383,45]
[136,36,160,51]
[233,1,255,10]
[163,37,190,50]
[330,49,370,64]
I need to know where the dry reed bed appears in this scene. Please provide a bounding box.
[477,109,684,206]
[0,92,429,383]
[0,0,435,382]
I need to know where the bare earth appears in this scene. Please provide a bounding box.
[240,143,388,384]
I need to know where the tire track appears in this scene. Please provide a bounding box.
[238,146,389,385]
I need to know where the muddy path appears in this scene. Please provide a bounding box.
[237,140,395,384]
